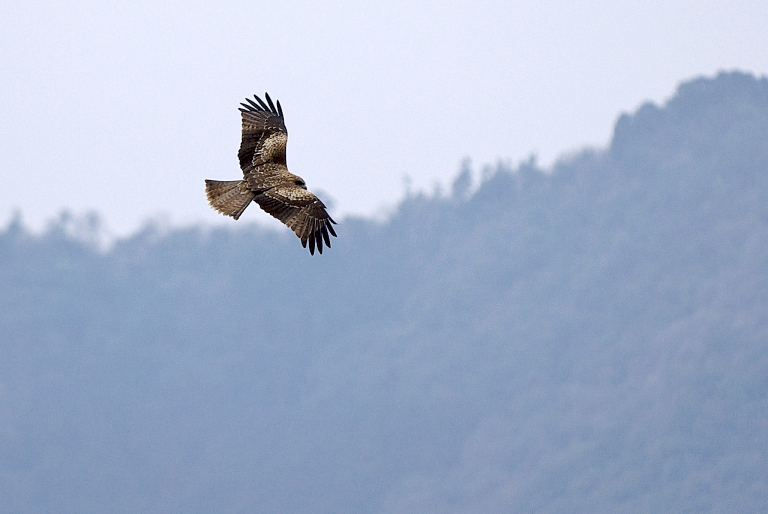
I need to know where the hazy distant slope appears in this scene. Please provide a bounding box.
[0,71,766,513]
[376,72,768,513]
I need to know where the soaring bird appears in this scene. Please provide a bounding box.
[205,93,337,255]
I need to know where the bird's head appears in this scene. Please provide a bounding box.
[294,178,307,190]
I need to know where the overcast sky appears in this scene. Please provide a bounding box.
[2,0,767,237]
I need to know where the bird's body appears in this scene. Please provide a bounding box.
[205,93,336,255]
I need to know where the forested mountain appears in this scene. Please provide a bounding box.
[1,71,767,513]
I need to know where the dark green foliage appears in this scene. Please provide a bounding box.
[1,71,767,512]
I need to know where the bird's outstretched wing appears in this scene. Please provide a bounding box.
[238,93,288,174]
[254,185,337,255]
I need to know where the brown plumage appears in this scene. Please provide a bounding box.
[205,93,337,255]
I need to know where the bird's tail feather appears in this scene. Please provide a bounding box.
[205,179,255,220]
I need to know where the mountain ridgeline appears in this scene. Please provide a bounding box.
[1,71,767,513]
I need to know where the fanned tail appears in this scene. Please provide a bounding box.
[205,179,255,220]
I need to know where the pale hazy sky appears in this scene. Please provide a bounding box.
[2,0,767,236]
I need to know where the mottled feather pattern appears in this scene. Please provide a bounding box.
[237,93,287,171]
[204,180,255,220]
[243,163,294,192]
[205,92,337,254]
[257,185,337,254]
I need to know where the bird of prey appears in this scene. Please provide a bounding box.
[205,93,337,255]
